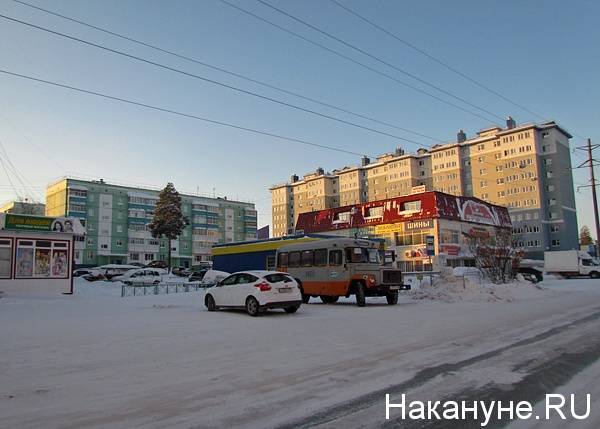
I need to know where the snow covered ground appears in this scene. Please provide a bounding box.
[1,276,599,428]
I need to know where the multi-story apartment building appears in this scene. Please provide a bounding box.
[0,200,45,215]
[270,118,578,258]
[46,178,257,267]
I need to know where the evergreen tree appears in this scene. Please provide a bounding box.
[148,183,186,270]
[580,225,593,246]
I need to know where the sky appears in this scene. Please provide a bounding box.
[0,0,599,235]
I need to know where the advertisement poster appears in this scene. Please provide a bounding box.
[16,247,33,277]
[34,248,51,277]
[51,249,68,277]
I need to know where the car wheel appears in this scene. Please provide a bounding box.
[205,295,216,312]
[320,295,339,304]
[355,282,366,307]
[591,271,600,279]
[246,296,260,317]
[284,304,300,314]
[153,280,160,285]
[386,290,399,305]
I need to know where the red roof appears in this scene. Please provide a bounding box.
[295,191,511,233]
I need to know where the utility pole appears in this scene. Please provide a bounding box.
[576,139,600,257]
[587,139,600,258]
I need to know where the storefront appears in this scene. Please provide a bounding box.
[0,214,85,297]
[295,191,511,273]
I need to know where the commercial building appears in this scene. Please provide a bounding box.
[0,213,85,297]
[0,200,45,215]
[46,178,257,267]
[270,118,577,258]
[295,191,512,272]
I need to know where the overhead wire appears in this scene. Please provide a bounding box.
[217,0,502,125]
[10,0,444,144]
[327,0,547,122]
[0,13,433,147]
[255,0,505,122]
[0,68,374,158]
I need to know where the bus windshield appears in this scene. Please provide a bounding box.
[345,247,381,264]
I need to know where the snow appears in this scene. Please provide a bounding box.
[1,277,600,428]
[409,271,552,303]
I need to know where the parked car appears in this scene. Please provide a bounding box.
[73,268,105,282]
[189,270,207,283]
[129,262,147,268]
[113,268,167,285]
[204,271,302,316]
[172,266,192,277]
[199,269,230,287]
[95,264,141,280]
[146,260,168,269]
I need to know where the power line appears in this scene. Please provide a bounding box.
[10,0,444,144]
[255,0,505,123]
[327,0,547,122]
[0,68,374,158]
[0,68,546,188]
[0,13,433,147]
[217,0,502,125]
[0,138,41,202]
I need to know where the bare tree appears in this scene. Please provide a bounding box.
[464,228,521,284]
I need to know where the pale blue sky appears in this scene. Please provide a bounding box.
[0,0,599,234]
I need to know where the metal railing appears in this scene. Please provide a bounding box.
[121,282,210,297]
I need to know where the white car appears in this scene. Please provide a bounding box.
[204,271,302,317]
[115,268,167,285]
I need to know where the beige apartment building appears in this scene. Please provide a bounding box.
[270,118,578,258]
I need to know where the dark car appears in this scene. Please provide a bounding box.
[518,267,543,283]
[189,270,208,283]
[147,260,168,269]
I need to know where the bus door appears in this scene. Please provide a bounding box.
[326,248,347,295]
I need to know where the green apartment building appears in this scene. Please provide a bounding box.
[46,178,258,267]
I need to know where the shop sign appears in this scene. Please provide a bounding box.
[404,219,433,231]
[459,200,498,226]
[374,223,403,234]
[2,214,85,234]
[440,244,461,256]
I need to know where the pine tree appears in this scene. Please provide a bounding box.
[580,225,593,246]
[148,183,187,270]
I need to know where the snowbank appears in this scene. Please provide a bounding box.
[410,272,550,303]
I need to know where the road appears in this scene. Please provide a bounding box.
[1,278,599,428]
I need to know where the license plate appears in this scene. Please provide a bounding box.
[278,288,292,293]
[389,286,400,290]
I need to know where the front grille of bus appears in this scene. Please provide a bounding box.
[383,270,403,284]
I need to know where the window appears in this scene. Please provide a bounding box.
[552,239,560,247]
[402,200,421,211]
[116,240,123,247]
[288,251,301,268]
[0,238,12,278]
[116,225,123,233]
[129,253,140,261]
[329,249,342,266]
[550,225,560,233]
[278,252,289,268]
[301,250,313,267]
[314,248,327,266]
[15,239,69,279]
[87,208,94,216]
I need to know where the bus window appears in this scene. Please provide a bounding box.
[278,252,288,268]
[301,250,313,267]
[314,248,327,266]
[289,251,301,268]
[329,249,342,266]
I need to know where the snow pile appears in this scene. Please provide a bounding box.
[73,277,122,297]
[410,270,548,303]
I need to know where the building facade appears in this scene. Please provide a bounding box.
[46,178,257,267]
[295,191,512,272]
[270,119,578,258]
[0,201,46,215]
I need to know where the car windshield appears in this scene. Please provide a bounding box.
[345,247,381,264]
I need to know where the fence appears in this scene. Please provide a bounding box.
[121,282,209,297]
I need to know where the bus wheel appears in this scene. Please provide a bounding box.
[320,296,339,304]
[386,291,399,305]
[355,282,366,307]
